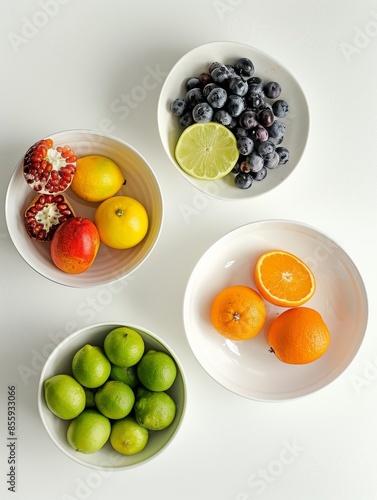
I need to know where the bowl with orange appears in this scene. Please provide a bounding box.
[5,129,163,287]
[183,220,368,402]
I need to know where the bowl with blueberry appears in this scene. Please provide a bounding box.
[158,41,309,201]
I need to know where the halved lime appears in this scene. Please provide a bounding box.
[174,122,238,180]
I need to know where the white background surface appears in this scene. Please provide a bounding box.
[1,1,377,499]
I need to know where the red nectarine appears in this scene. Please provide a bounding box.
[50,217,100,274]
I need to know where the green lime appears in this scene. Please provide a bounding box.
[67,409,111,454]
[110,363,139,388]
[174,122,238,180]
[95,380,135,419]
[72,344,111,389]
[44,374,86,420]
[137,350,177,392]
[134,389,176,431]
[110,417,149,456]
[104,327,145,367]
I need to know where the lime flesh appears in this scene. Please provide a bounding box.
[175,122,238,180]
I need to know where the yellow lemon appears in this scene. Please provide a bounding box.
[70,155,126,202]
[94,196,148,249]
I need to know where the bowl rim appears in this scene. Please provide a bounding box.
[37,321,187,470]
[157,40,311,201]
[183,218,369,402]
[5,128,164,288]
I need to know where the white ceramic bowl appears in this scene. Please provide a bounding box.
[5,130,163,287]
[38,322,187,470]
[158,41,310,201]
[184,220,368,402]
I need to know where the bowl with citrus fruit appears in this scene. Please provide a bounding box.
[38,322,186,470]
[158,41,309,201]
[183,219,368,401]
[5,129,163,287]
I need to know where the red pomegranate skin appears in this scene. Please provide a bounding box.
[50,217,100,274]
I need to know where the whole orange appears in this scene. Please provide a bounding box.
[268,307,331,364]
[210,285,266,341]
[50,217,100,274]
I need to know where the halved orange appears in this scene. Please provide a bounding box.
[254,250,316,307]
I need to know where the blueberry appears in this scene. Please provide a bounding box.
[258,108,275,128]
[179,112,194,129]
[231,156,246,174]
[247,152,264,172]
[272,99,289,118]
[258,140,276,160]
[239,158,251,173]
[234,57,254,77]
[192,102,214,123]
[237,136,254,156]
[264,81,282,99]
[276,146,290,164]
[258,101,272,112]
[239,110,258,129]
[247,77,264,94]
[186,77,201,91]
[226,65,237,78]
[234,172,253,189]
[246,92,264,110]
[213,109,232,126]
[208,61,222,73]
[211,64,231,84]
[170,98,187,117]
[227,95,245,117]
[199,72,212,86]
[185,88,204,109]
[264,151,279,169]
[233,127,248,140]
[207,87,227,108]
[228,76,248,97]
[251,125,269,143]
[267,120,285,144]
[203,83,218,98]
[228,117,238,129]
[251,166,267,181]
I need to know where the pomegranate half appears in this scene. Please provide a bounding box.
[24,193,75,242]
[23,138,77,194]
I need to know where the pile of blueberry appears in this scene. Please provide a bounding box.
[170,57,290,189]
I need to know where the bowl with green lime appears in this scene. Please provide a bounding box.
[38,322,187,470]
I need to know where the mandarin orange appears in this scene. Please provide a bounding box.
[254,250,316,307]
[267,307,330,364]
[210,285,266,341]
